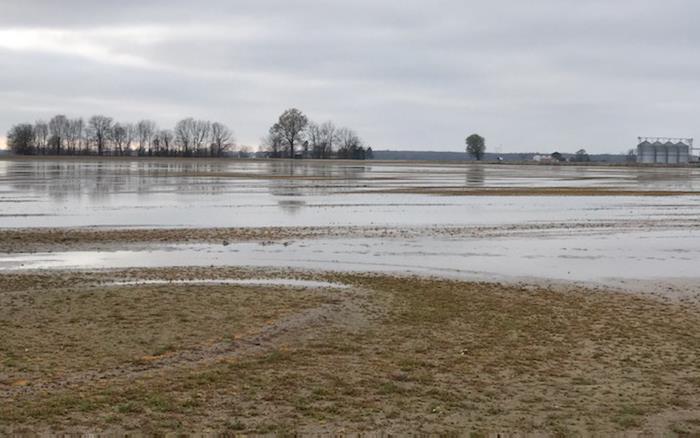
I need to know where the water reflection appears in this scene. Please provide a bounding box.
[635,168,694,190]
[267,162,369,213]
[465,165,485,187]
[2,159,370,202]
[277,199,307,214]
[2,159,700,229]
[5,160,237,200]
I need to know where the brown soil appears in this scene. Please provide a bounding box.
[3,218,700,253]
[0,227,329,253]
[2,267,700,435]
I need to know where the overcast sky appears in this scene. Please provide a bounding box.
[1,0,698,153]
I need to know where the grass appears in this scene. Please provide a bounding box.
[0,272,332,379]
[2,268,700,435]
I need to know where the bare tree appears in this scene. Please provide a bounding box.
[33,121,48,155]
[210,122,234,157]
[319,121,338,159]
[123,123,135,155]
[66,118,84,155]
[173,118,210,156]
[111,123,128,156]
[270,108,308,158]
[88,115,113,156]
[48,115,69,155]
[7,124,35,155]
[136,120,157,156]
[262,128,284,158]
[10,113,239,159]
[336,127,364,159]
[306,121,337,159]
[155,129,174,156]
[307,122,322,159]
[174,118,195,156]
[193,120,211,156]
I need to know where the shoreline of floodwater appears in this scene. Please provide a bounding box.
[2,217,699,253]
[2,154,700,169]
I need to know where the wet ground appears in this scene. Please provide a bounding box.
[1,158,699,228]
[2,230,699,289]
[4,157,700,435]
[1,157,699,291]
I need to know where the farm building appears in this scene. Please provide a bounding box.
[637,137,691,164]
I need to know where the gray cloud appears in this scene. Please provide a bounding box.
[1,0,699,152]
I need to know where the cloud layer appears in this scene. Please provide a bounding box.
[1,0,699,152]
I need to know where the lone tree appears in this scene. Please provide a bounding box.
[271,108,308,158]
[466,134,486,161]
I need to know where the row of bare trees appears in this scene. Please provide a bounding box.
[262,108,372,160]
[7,115,235,157]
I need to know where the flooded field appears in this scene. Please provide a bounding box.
[3,157,700,435]
[1,157,699,290]
[2,231,700,292]
[1,158,699,228]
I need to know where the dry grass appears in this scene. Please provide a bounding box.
[2,268,700,435]
[0,281,329,381]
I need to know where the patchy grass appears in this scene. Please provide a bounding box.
[2,268,700,435]
[0,274,332,381]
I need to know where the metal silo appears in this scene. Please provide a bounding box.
[637,140,655,163]
[665,141,678,164]
[676,142,690,164]
[653,141,666,164]
[636,137,694,164]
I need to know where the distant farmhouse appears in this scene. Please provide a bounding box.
[637,137,692,164]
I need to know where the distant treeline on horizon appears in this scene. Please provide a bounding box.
[372,150,630,163]
[6,115,235,158]
[5,108,374,160]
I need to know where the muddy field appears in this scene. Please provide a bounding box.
[1,157,700,435]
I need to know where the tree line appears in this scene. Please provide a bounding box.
[263,108,373,160]
[7,115,235,157]
[6,111,483,162]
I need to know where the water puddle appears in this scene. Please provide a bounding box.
[2,230,699,285]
